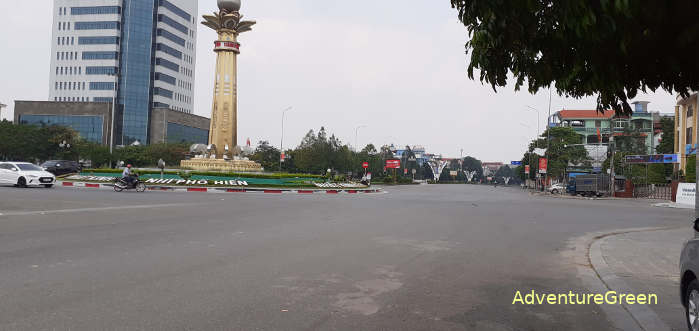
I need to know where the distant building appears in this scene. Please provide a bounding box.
[482,162,503,176]
[14,101,209,145]
[49,0,198,145]
[551,105,656,155]
[674,92,699,173]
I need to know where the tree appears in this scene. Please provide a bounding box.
[537,127,589,180]
[450,1,698,114]
[495,165,515,183]
[462,156,483,181]
[655,116,675,179]
[422,162,434,180]
[250,141,280,172]
[687,155,696,183]
[647,163,667,184]
[656,117,675,154]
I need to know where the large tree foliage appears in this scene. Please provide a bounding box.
[450,0,699,114]
[250,140,280,171]
[534,127,589,179]
[461,156,483,180]
[656,117,675,154]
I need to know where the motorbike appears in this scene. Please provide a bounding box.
[113,174,146,192]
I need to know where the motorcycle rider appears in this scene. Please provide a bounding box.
[122,164,135,188]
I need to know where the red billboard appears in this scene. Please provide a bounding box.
[538,158,548,174]
[386,159,401,169]
[525,165,530,174]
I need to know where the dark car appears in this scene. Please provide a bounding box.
[680,218,699,331]
[41,160,82,176]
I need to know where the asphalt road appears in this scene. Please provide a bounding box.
[0,184,691,330]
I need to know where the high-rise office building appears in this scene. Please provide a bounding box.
[49,0,198,145]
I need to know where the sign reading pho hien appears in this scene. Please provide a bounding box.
[145,179,248,186]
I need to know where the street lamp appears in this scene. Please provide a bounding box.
[279,106,293,173]
[108,72,120,168]
[355,125,367,152]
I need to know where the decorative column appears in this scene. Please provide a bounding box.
[202,0,256,159]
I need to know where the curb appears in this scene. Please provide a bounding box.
[58,181,382,195]
[569,227,678,331]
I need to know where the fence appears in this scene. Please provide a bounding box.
[633,184,673,200]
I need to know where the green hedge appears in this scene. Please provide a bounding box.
[82,168,324,179]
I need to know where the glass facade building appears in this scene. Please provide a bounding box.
[19,114,103,143]
[167,122,208,144]
[49,0,198,146]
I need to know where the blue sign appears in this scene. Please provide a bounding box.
[511,161,522,166]
[686,144,697,155]
[625,154,679,164]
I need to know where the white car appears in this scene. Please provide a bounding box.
[0,162,56,188]
[547,183,566,194]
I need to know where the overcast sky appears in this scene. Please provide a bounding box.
[0,0,676,162]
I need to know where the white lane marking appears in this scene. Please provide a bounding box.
[0,202,210,217]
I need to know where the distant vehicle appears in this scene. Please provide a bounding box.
[41,160,82,176]
[0,162,56,188]
[547,183,566,194]
[680,221,699,331]
[567,174,610,197]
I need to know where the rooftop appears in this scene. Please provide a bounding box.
[558,109,615,119]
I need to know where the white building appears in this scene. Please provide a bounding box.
[49,0,197,145]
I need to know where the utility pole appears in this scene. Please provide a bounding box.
[279,106,293,173]
[546,88,552,188]
[109,71,119,168]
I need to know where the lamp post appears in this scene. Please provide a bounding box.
[279,106,293,173]
[0,103,6,121]
[108,72,119,168]
[355,125,367,152]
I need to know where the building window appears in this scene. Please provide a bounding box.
[155,43,182,59]
[158,0,191,21]
[82,51,118,60]
[71,37,74,45]
[19,115,103,143]
[688,127,694,145]
[167,122,208,144]
[86,66,118,75]
[157,14,188,34]
[689,106,695,118]
[155,57,179,72]
[154,72,176,85]
[71,6,121,15]
[153,87,174,99]
[78,36,119,45]
[93,97,114,103]
[75,21,121,30]
[89,82,115,90]
[156,28,186,46]
[153,102,170,108]
[55,82,58,90]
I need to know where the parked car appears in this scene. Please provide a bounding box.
[680,221,699,331]
[547,183,566,194]
[41,160,82,176]
[0,162,56,188]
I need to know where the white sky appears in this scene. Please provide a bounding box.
[0,0,676,162]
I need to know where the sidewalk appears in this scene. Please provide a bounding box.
[598,228,691,330]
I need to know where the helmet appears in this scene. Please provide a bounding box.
[127,164,132,168]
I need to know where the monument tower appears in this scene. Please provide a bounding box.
[203,0,256,157]
[181,0,262,171]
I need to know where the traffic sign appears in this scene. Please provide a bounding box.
[362,162,369,169]
[511,161,522,166]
